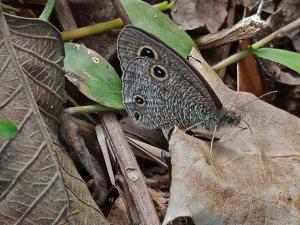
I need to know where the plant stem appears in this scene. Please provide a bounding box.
[64,105,113,114]
[66,94,97,124]
[61,18,123,41]
[252,18,300,49]
[60,1,174,41]
[39,0,56,21]
[213,17,300,71]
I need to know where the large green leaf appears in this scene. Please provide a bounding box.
[0,119,18,140]
[251,48,300,74]
[120,0,196,58]
[64,43,123,109]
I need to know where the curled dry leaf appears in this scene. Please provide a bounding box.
[163,49,300,225]
[237,38,265,96]
[0,11,109,225]
[171,0,228,32]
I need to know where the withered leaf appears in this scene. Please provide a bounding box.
[171,0,228,32]
[0,10,69,225]
[163,49,300,225]
[0,10,109,225]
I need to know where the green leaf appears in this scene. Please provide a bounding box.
[0,119,18,140]
[121,0,196,58]
[251,48,300,74]
[64,43,123,109]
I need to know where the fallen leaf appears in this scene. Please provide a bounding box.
[171,0,228,33]
[0,11,70,224]
[163,49,300,225]
[238,0,275,13]
[0,11,109,225]
[237,38,265,96]
[107,196,130,225]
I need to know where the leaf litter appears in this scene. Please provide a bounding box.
[0,10,109,225]
[1,0,300,225]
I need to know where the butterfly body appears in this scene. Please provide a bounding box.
[118,26,240,130]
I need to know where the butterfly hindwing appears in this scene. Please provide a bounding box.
[123,56,222,129]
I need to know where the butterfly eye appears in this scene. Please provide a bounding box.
[134,95,145,106]
[151,65,168,81]
[133,111,141,121]
[138,46,158,59]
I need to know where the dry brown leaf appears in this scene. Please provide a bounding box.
[54,144,109,224]
[163,49,300,225]
[107,196,130,225]
[0,11,109,225]
[236,0,275,13]
[171,0,228,32]
[237,38,265,96]
[0,11,70,224]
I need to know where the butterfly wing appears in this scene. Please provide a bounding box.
[119,26,223,129]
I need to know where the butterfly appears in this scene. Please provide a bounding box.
[117,25,240,130]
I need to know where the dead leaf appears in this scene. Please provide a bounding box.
[171,0,228,32]
[60,117,108,206]
[163,49,300,225]
[107,197,130,225]
[236,0,275,13]
[0,11,70,224]
[288,29,300,52]
[0,11,109,225]
[237,38,265,96]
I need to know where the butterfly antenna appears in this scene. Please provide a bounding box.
[233,90,278,113]
[184,121,201,132]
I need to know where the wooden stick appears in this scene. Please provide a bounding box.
[99,112,160,225]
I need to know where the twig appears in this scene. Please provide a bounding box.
[65,93,97,124]
[60,0,172,41]
[99,112,161,225]
[213,17,300,71]
[60,117,108,205]
[197,15,265,49]
[64,105,113,114]
[126,137,169,169]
